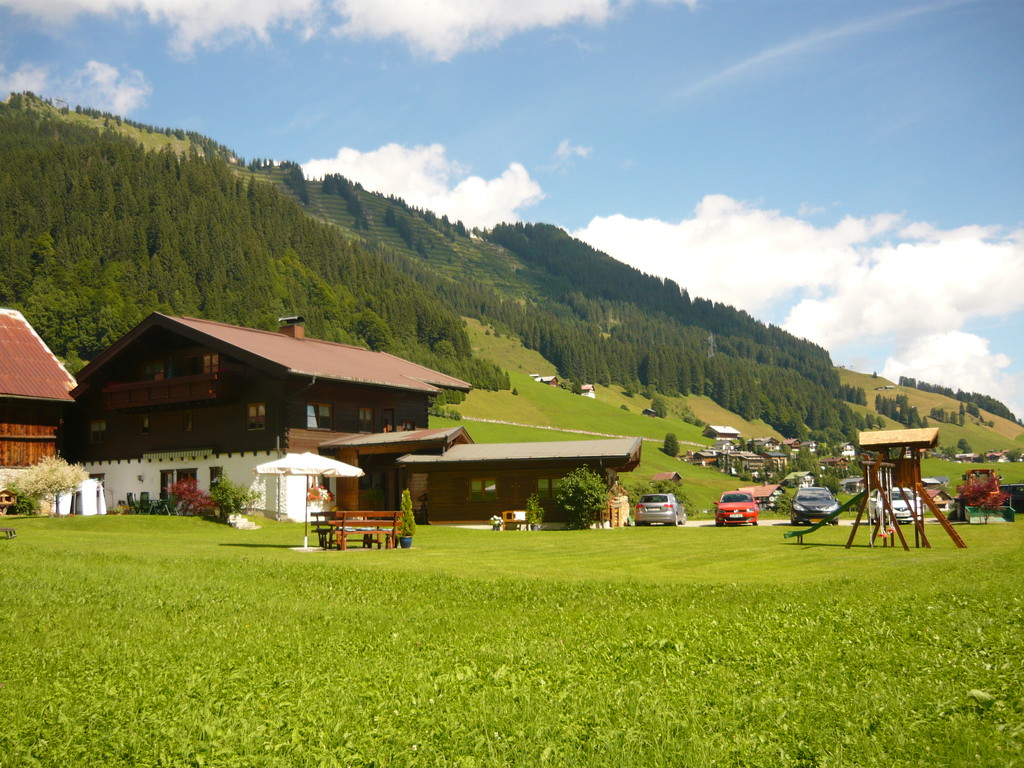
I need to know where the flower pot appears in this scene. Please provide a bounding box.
[399,536,413,548]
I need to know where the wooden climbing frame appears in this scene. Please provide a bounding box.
[846,428,966,550]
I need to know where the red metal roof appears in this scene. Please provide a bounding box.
[0,309,76,402]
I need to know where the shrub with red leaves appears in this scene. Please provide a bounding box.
[166,478,214,516]
[956,474,1009,511]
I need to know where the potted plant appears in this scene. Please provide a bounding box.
[399,488,416,548]
[525,492,544,530]
[490,515,503,531]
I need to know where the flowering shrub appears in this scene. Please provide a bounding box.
[307,484,333,504]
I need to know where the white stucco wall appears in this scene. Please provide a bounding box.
[82,451,323,522]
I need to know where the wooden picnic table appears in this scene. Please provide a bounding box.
[327,510,400,551]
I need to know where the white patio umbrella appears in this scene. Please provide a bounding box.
[254,452,364,550]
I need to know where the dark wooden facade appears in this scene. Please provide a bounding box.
[397,440,642,524]
[69,336,436,463]
[0,400,65,466]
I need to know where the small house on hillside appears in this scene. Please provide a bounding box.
[580,384,595,398]
[531,375,559,387]
[0,308,77,468]
[736,483,784,510]
[651,471,682,483]
[782,470,816,488]
[703,425,741,441]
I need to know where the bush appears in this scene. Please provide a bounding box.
[11,456,88,514]
[556,467,607,530]
[662,433,679,457]
[209,477,258,521]
[10,494,41,516]
[400,488,416,538]
[167,479,214,516]
[525,493,544,527]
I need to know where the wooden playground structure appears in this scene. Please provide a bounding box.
[847,428,966,549]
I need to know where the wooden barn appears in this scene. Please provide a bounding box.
[0,309,76,469]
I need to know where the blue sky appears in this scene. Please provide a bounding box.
[2,0,1023,420]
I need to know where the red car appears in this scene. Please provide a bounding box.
[715,491,759,526]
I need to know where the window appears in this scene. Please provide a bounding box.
[537,478,561,499]
[182,411,193,432]
[139,415,150,434]
[401,420,416,432]
[90,420,107,443]
[358,407,374,433]
[247,402,266,430]
[143,360,165,380]
[202,353,219,374]
[306,403,332,429]
[177,468,198,483]
[470,479,498,502]
[209,466,223,486]
[381,409,395,433]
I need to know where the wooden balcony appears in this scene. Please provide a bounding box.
[102,373,226,410]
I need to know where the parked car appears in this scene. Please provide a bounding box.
[790,486,840,525]
[868,486,922,525]
[634,493,687,526]
[715,491,759,526]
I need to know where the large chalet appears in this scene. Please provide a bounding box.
[66,313,471,520]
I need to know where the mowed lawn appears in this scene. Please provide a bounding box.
[1,516,1022,767]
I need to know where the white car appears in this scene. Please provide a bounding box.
[868,487,923,525]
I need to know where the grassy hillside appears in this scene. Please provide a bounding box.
[840,369,1024,451]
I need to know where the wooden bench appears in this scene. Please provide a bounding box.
[329,510,400,551]
[0,527,16,539]
[502,510,528,530]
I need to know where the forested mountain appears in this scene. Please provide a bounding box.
[4,92,1015,442]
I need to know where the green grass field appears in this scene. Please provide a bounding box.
[2,515,1021,767]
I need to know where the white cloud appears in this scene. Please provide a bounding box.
[0,0,696,57]
[0,0,321,53]
[66,61,151,114]
[332,0,697,60]
[0,62,49,96]
[556,138,591,159]
[573,196,1024,416]
[302,143,544,228]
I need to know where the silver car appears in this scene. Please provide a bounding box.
[634,493,687,526]
[868,487,923,525]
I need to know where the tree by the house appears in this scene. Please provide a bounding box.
[10,456,88,514]
[556,467,607,530]
[662,433,679,457]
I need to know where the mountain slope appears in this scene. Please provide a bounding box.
[3,92,1020,451]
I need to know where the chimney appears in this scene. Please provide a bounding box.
[278,315,305,339]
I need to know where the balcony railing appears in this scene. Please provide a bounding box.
[102,372,225,410]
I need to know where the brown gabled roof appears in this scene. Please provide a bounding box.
[319,426,472,450]
[0,309,75,402]
[75,313,471,395]
[397,437,642,471]
[858,428,939,451]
